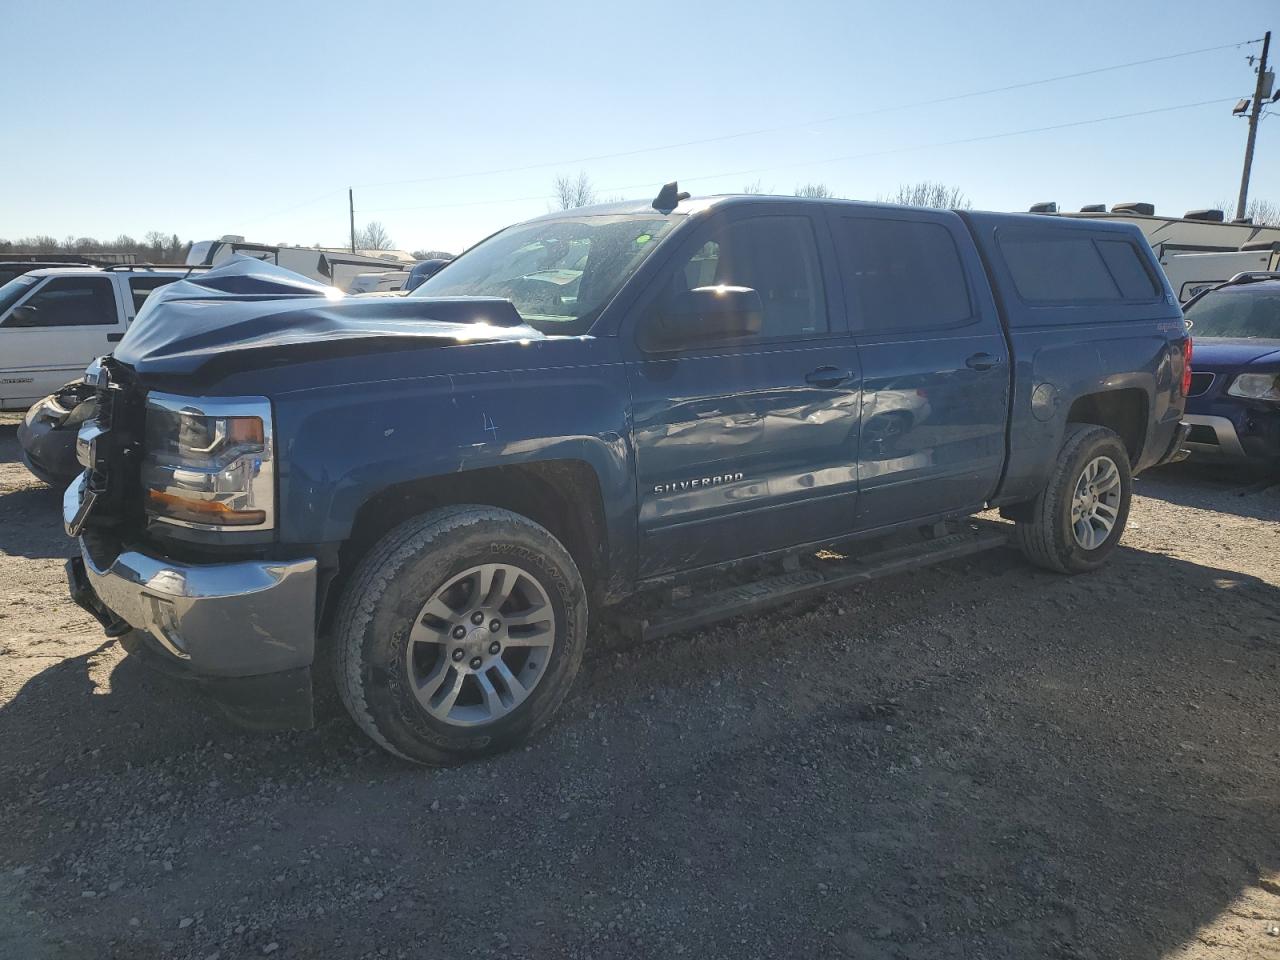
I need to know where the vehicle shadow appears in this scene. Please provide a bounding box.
[1138,460,1280,522]
[1,541,1279,957]
[0,417,74,561]
[0,481,69,561]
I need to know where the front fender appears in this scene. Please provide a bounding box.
[272,345,636,579]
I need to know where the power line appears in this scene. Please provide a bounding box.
[236,188,346,229]
[351,38,1260,192]
[356,96,1239,215]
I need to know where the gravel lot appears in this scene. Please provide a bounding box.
[2,409,1279,960]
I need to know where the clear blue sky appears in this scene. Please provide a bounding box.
[2,0,1276,254]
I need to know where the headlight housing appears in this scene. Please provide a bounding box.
[1226,372,1280,402]
[142,393,275,530]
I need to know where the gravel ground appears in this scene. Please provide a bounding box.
[2,409,1279,960]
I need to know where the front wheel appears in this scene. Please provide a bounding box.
[1014,424,1133,574]
[334,506,588,765]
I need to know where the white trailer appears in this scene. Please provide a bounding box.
[186,236,414,292]
[1048,204,1280,256]
[1160,244,1280,302]
[1026,203,1280,302]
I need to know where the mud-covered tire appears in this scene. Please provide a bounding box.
[334,506,587,765]
[1014,424,1133,574]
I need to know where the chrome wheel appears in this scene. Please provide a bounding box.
[1070,455,1122,550]
[406,563,556,727]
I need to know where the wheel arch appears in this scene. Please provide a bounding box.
[320,460,610,634]
[1063,387,1149,464]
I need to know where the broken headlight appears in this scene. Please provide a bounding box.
[142,393,275,530]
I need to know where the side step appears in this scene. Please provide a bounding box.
[639,524,1009,641]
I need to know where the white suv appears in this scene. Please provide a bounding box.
[0,266,197,410]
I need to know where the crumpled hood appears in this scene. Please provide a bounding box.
[1191,337,1280,369]
[113,257,544,379]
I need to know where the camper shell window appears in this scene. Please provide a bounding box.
[998,230,1160,305]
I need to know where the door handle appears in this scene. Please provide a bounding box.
[965,352,1001,371]
[106,333,123,342]
[805,366,853,387]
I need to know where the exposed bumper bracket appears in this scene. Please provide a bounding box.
[66,557,131,637]
[1155,420,1192,467]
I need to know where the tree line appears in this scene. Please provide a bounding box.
[552,172,973,210]
[0,231,191,262]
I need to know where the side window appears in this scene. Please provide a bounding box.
[129,276,177,314]
[836,217,972,332]
[1096,240,1159,300]
[2,276,117,327]
[669,216,828,340]
[998,231,1159,304]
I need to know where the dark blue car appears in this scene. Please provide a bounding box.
[1182,272,1280,466]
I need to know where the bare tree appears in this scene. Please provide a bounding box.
[742,180,767,195]
[794,183,834,199]
[1248,199,1280,226]
[411,249,455,260]
[882,182,971,209]
[553,172,597,210]
[1214,197,1280,225]
[144,230,169,261]
[357,221,395,250]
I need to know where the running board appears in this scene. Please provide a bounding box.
[639,524,1009,641]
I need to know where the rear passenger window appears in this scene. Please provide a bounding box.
[669,216,828,340]
[129,276,177,314]
[999,232,1158,303]
[837,217,972,331]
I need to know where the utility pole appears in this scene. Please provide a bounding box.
[1236,30,1271,221]
[349,188,357,253]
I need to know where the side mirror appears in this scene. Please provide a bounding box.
[6,305,39,327]
[641,285,763,351]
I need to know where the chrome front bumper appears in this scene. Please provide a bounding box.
[64,473,318,678]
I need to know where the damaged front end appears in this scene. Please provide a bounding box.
[17,376,99,486]
[114,256,543,387]
[58,256,545,732]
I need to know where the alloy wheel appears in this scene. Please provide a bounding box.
[1069,455,1122,550]
[405,563,556,727]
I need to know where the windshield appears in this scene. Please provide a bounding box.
[1184,285,1280,339]
[0,274,40,316]
[411,214,678,334]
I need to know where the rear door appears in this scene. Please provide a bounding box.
[0,274,125,405]
[624,206,863,577]
[827,207,1009,530]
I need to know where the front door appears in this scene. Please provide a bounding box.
[826,207,1010,530]
[625,209,862,578]
[0,275,125,407]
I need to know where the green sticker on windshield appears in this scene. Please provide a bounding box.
[634,233,652,244]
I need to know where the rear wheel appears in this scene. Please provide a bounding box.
[334,506,588,765]
[1015,424,1133,574]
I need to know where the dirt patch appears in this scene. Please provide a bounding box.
[2,409,1279,959]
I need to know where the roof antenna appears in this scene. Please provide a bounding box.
[652,181,690,213]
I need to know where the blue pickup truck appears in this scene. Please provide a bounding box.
[62,187,1191,764]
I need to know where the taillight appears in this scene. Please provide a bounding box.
[1182,337,1192,399]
